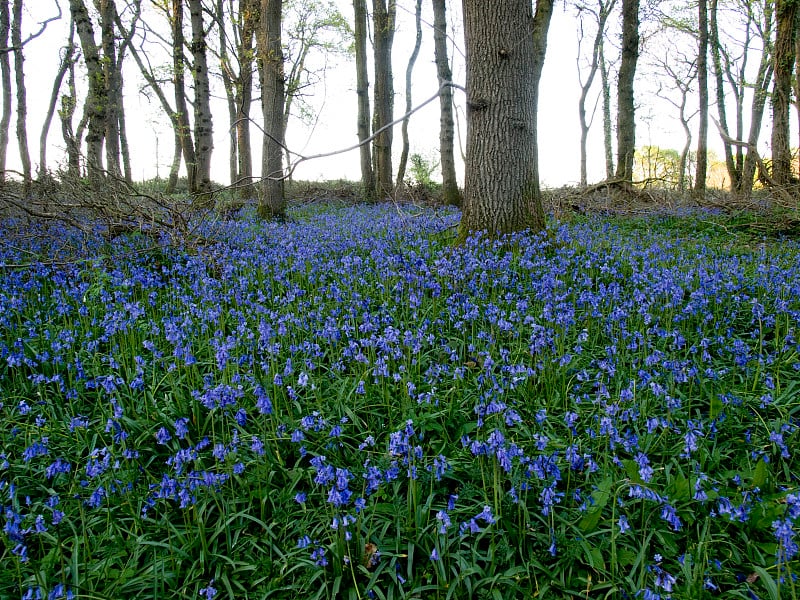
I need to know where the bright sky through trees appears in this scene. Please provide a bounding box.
[10,0,765,187]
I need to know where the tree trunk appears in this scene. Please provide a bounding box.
[256,0,285,218]
[216,0,238,188]
[695,0,708,197]
[615,0,639,183]
[59,26,81,179]
[0,0,11,183]
[353,0,375,201]
[771,0,797,187]
[188,0,213,193]
[100,0,122,177]
[578,0,615,187]
[739,1,774,201]
[112,0,137,184]
[372,0,395,199]
[432,0,460,206]
[395,0,422,193]
[459,0,547,237]
[167,127,182,192]
[40,32,74,177]
[70,0,107,184]
[172,0,197,191]
[710,0,739,191]
[11,0,30,191]
[600,34,614,179]
[236,0,257,199]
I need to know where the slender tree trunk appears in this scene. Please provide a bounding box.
[459,0,547,237]
[256,0,285,218]
[40,34,74,177]
[432,0,460,206]
[578,0,615,187]
[216,0,238,187]
[117,5,184,189]
[372,0,395,199]
[771,0,797,187]
[695,0,708,196]
[236,0,257,198]
[70,0,107,184]
[172,0,196,191]
[117,75,132,182]
[353,0,375,201]
[114,0,137,184]
[100,0,122,177]
[188,0,213,193]
[741,63,773,200]
[395,0,422,193]
[11,0,30,190]
[615,0,639,183]
[0,0,11,183]
[678,95,691,192]
[710,0,738,191]
[59,26,81,179]
[600,34,614,179]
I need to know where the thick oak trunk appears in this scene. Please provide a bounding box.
[459,0,547,237]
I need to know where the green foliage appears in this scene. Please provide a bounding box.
[1,205,799,599]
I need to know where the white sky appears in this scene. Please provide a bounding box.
[9,0,770,188]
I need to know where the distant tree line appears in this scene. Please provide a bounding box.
[1,0,799,236]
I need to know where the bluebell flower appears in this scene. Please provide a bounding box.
[198,580,217,599]
[155,427,171,445]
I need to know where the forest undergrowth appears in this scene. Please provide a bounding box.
[0,201,799,599]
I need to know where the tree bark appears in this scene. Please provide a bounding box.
[188,0,213,193]
[372,0,395,199]
[99,0,122,177]
[236,0,257,198]
[771,0,797,187]
[395,0,422,193]
[614,0,639,183]
[739,1,774,201]
[11,0,30,190]
[59,23,81,179]
[256,0,285,218]
[0,0,10,183]
[695,0,708,197]
[39,31,74,177]
[710,0,739,191]
[70,0,107,184]
[432,0,460,206]
[353,0,375,201]
[459,0,547,237]
[599,34,614,179]
[172,0,197,191]
[217,0,239,188]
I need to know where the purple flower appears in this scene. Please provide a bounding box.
[155,427,171,445]
[199,580,217,599]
